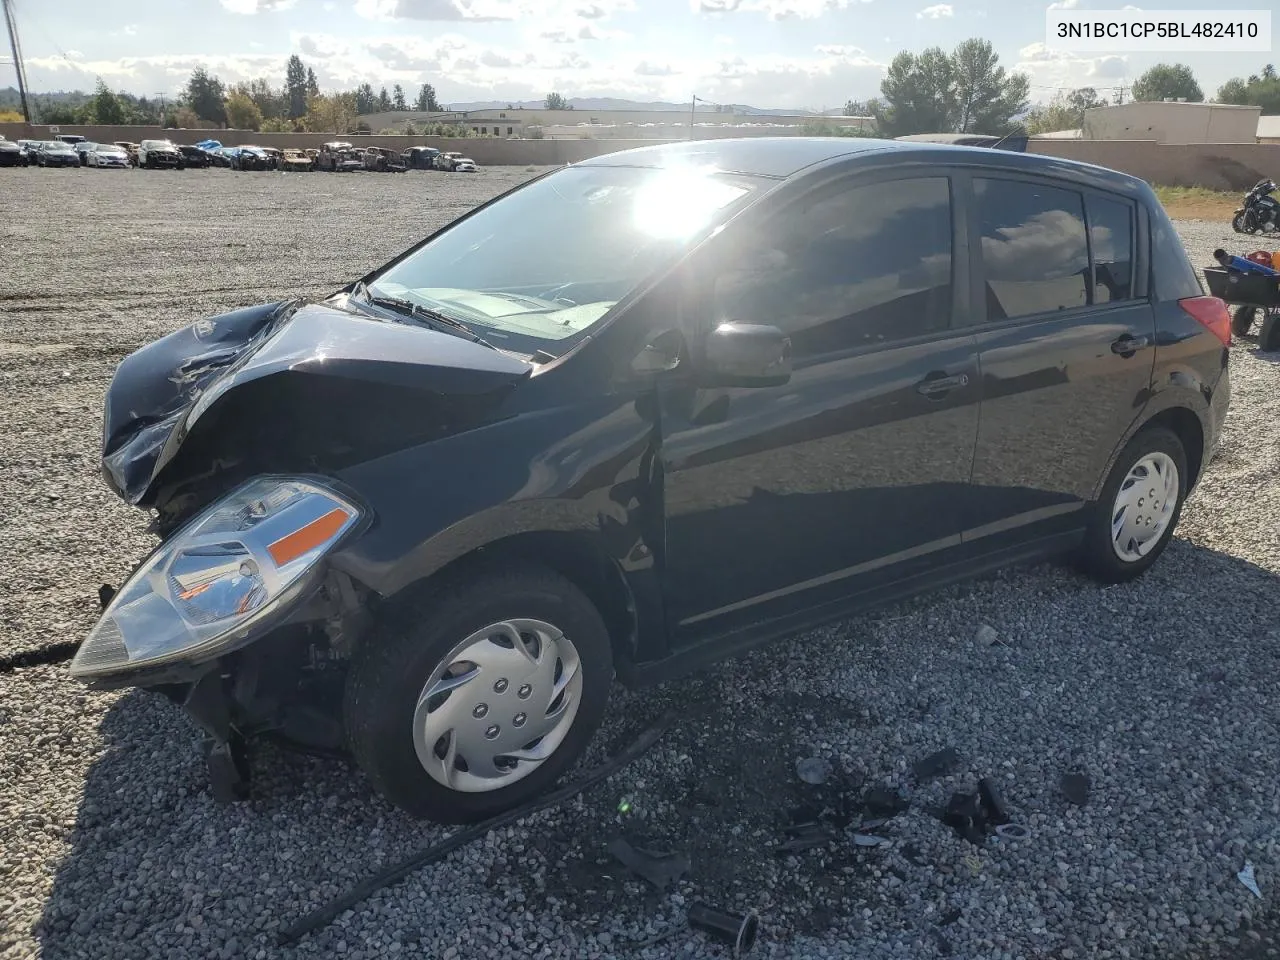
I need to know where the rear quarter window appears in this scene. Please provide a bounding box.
[1149,201,1204,301]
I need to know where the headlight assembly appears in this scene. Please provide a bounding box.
[70,476,364,682]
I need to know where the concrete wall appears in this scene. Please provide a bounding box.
[1081,101,1262,144]
[1026,139,1280,191]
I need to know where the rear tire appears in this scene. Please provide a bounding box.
[344,563,614,823]
[1232,305,1258,337]
[1077,426,1188,584]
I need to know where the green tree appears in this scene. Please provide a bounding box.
[91,78,126,124]
[875,48,957,135]
[355,83,377,114]
[184,67,227,125]
[415,82,440,111]
[873,39,1028,136]
[544,91,567,110]
[225,91,263,130]
[952,38,1028,133]
[1132,63,1204,102]
[377,87,391,111]
[843,99,872,116]
[243,78,285,119]
[306,67,319,98]
[392,84,407,110]
[1216,64,1280,114]
[285,54,309,118]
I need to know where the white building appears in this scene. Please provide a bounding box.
[1080,101,1262,144]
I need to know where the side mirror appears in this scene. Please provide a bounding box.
[700,322,792,388]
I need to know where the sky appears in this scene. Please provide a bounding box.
[4,0,1277,112]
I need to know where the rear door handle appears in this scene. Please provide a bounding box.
[916,371,970,398]
[1111,334,1151,357]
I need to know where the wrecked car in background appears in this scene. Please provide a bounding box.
[138,139,182,169]
[317,141,362,172]
[281,149,313,172]
[72,138,1230,825]
[363,146,407,172]
[403,146,440,170]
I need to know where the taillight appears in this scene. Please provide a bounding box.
[1180,295,1232,347]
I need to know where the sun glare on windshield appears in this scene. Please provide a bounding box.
[632,168,748,241]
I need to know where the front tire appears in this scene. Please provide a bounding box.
[1077,426,1188,584]
[344,563,615,823]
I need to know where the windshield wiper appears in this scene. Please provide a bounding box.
[351,283,498,350]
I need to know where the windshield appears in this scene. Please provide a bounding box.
[363,164,761,357]
[141,140,172,149]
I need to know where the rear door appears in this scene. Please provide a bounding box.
[960,173,1155,550]
[657,169,983,641]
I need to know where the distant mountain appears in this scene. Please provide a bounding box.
[439,97,823,116]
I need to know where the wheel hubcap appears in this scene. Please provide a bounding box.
[412,618,583,793]
[1110,451,1179,563]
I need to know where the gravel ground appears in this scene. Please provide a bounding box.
[1,168,1278,960]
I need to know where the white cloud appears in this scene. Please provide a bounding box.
[691,0,867,20]
[916,4,952,18]
[1016,41,1129,89]
[536,21,628,43]
[355,0,632,20]
[220,0,297,12]
[1047,0,1078,9]
[110,24,139,37]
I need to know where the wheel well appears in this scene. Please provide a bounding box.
[1143,407,1205,490]
[385,532,639,663]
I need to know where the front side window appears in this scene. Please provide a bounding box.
[365,165,761,356]
[975,177,1089,320]
[710,177,954,357]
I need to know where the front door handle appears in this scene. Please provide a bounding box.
[1111,334,1151,357]
[916,371,970,399]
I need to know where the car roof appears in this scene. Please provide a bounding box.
[573,136,1150,197]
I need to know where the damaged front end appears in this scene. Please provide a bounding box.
[79,298,532,800]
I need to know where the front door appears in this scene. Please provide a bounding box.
[658,171,982,643]
[959,175,1156,549]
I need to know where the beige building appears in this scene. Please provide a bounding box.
[1081,101,1262,144]
[1259,115,1280,144]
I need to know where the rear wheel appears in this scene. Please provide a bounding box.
[344,563,614,823]
[1232,305,1258,337]
[1077,426,1188,584]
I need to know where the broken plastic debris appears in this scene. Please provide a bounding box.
[1239,861,1262,899]
[994,824,1030,840]
[1060,772,1090,807]
[796,756,832,785]
[977,777,1011,825]
[863,784,910,819]
[617,797,633,814]
[606,837,690,891]
[975,624,999,645]
[914,747,961,781]
[687,903,759,958]
[941,791,986,846]
[852,833,889,847]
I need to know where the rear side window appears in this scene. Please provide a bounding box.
[1150,202,1204,300]
[975,178,1089,320]
[1086,195,1135,303]
[711,176,954,357]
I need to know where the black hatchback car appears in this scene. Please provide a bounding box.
[72,138,1230,823]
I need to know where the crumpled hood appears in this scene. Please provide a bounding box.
[102,300,532,507]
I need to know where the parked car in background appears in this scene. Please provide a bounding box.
[86,143,130,168]
[434,150,464,171]
[138,139,182,169]
[234,146,272,171]
[178,145,212,169]
[0,135,27,166]
[32,141,81,168]
[317,141,362,172]
[454,157,478,173]
[260,147,284,170]
[72,137,1232,824]
[55,134,87,146]
[402,146,440,170]
[304,148,320,166]
[363,146,407,172]
[281,148,313,172]
[73,141,98,166]
[113,142,141,166]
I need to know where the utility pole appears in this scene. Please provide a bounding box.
[2,0,32,123]
[1115,85,1127,106]
[154,92,167,127]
